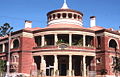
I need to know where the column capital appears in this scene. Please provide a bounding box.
[54,33,57,35]
[83,34,86,36]
[83,55,86,57]
[40,55,44,57]
[41,35,44,36]
[54,54,57,56]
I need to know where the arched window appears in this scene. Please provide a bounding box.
[62,13,67,18]
[74,14,77,19]
[13,39,19,49]
[68,13,72,18]
[53,14,56,19]
[109,39,117,48]
[57,13,61,18]
[78,15,81,20]
[49,15,52,20]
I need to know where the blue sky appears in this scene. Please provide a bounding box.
[0,0,120,31]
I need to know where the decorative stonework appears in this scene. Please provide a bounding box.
[22,32,33,38]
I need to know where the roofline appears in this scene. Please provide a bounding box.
[0,29,33,41]
[95,29,120,35]
[33,28,95,34]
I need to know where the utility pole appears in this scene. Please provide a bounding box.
[0,23,13,77]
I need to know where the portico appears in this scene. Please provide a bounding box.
[33,54,96,77]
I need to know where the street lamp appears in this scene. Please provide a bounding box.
[0,23,13,77]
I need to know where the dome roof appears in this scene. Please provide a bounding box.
[46,0,83,27]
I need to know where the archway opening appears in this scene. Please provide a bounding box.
[109,39,117,48]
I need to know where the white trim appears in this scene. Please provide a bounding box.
[104,32,120,39]
[34,31,95,37]
[48,19,83,26]
[105,75,120,77]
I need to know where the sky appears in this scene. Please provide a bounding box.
[0,0,120,31]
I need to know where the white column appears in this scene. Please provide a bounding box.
[54,55,58,76]
[83,55,86,77]
[40,55,46,76]
[41,55,44,70]
[54,34,58,46]
[80,57,83,75]
[3,43,5,52]
[69,55,72,76]
[69,34,72,46]
[41,35,45,46]
[66,13,68,18]
[83,35,86,47]
[72,14,74,19]
[61,13,63,18]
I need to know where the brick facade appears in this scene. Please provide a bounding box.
[0,5,120,77]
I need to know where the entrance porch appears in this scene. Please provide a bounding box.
[32,55,96,77]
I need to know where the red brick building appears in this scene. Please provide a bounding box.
[0,1,120,77]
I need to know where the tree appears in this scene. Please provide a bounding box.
[0,60,6,73]
[112,57,120,72]
[112,47,120,77]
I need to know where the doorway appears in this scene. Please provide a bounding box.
[60,64,67,76]
[58,55,69,76]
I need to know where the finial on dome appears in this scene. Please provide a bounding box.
[61,0,69,9]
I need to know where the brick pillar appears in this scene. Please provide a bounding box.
[19,52,33,75]
[91,56,96,71]
[93,36,96,48]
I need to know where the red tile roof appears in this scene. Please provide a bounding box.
[23,27,41,31]
[88,26,105,31]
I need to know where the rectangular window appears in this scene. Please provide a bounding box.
[5,43,8,52]
[86,36,94,47]
[34,36,41,46]
[45,35,54,45]
[97,36,101,48]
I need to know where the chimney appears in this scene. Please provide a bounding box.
[90,16,96,27]
[25,20,32,28]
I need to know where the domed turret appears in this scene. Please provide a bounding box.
[47,0,83,26]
